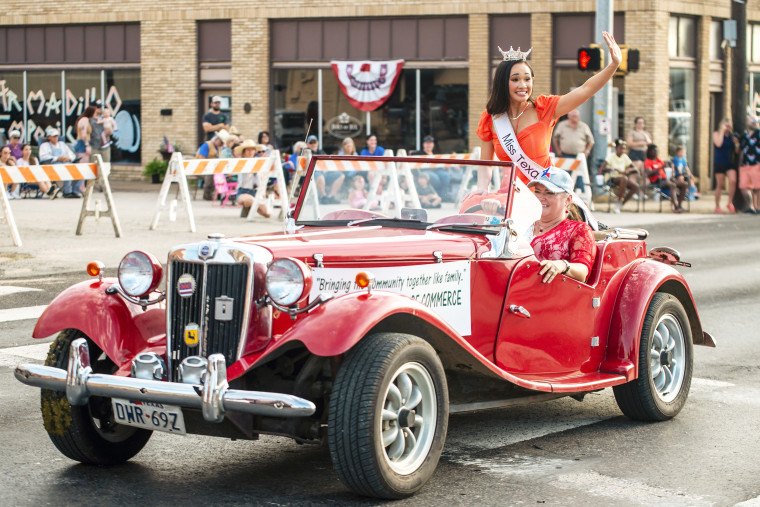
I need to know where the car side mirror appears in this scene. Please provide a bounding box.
[482,219,520,259]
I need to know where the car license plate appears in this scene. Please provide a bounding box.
[111,398,186,434]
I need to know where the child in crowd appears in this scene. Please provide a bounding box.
[644,144,686,213]
[416,172,442,208]
[349,175,369,209]
[671,145,695,199]
[97,108,118,148]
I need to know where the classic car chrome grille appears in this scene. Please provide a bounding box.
[168,260,250,380]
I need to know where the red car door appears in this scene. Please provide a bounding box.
[494,257,597,378]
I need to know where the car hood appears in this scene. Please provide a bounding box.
[227,225,488,265]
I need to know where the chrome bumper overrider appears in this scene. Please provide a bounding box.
[14,338,315,422]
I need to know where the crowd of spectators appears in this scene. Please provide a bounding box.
[2,99,117,200]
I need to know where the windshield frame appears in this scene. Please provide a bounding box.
[293,154,516,230]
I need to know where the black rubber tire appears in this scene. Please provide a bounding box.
[328,333,448,499]
[613,293,693,421]
[40,329,152,464]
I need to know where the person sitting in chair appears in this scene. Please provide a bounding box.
[644,144,684,213]
[599,138,640,214]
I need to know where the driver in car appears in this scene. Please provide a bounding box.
[482,167,596,284]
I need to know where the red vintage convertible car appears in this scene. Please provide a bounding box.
[15,154,714,499]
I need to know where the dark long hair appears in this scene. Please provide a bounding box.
[486,60,535,115]
[75,105,97,130]
[258,130,274,147]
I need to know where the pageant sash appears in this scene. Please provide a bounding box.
[492,114,598,230]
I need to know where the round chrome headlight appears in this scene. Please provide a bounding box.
[265,258,312,306]
[118,251,163,298]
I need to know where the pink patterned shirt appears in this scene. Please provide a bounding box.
[530,219,597,280]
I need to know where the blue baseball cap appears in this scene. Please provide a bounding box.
[527,166,574,194]
[306,135,319,143]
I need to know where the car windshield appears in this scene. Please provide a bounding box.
[293,154,533,232]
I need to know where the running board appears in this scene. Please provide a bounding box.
[450,392,568,414]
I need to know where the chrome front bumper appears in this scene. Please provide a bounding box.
[14,338,316,422]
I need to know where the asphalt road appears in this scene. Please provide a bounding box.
[1,201,759,506]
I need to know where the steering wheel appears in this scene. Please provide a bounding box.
[463,203,506,215]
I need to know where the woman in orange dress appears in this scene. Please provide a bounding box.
[463,31,621,212]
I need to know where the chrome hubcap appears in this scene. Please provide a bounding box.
[380,362,436,475]
[649,314,685,403]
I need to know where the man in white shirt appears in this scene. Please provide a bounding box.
[38,127,77,198]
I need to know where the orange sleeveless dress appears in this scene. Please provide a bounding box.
[460,95,560,212]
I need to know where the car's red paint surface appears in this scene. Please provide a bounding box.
[31,221,704,392]
[32,278,166,376]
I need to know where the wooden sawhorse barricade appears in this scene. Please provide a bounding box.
[150,151,289,232]
[300,150,420,218]
[298,149,487,218]
[550,153,593,209]
[0,154,121,247]
[396,148,482,207]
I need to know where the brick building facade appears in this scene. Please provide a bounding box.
[0,1,756,191]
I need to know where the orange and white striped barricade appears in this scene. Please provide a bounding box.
[309,151,404,217]
[0,172,22,246]
[150,151,289,231]
[243,150,289,222]
[550,153,593,210]
[398,148,482,206]
[287,150,312,206]
[0,154,122,247]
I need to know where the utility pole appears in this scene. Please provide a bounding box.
[591,0,614,169]
[732,0,747,133]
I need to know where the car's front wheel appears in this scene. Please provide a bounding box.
[613,293,693,421]
[328,333,448,499]
[40,329,152,464]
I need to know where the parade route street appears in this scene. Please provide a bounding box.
[1,183,759,505]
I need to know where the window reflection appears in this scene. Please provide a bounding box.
[668,68,694,159]
[272,68,468,155]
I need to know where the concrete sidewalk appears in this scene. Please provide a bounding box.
[0,179,727,279]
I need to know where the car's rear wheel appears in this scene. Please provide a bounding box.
[328,333,448,499]
[613,293,693,421]
[41,329,152,464]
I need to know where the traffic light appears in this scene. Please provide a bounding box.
[577,47,603,71]
[627,49,640,72]
[618,47,640,74]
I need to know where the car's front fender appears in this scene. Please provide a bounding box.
[601,259,704,381]
[32,278,166,371]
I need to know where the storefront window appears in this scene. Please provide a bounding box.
[668,68,695,159]
[0,69,141,162]
[272,67,468,155]
[750,73,760,117]
[0,72,26,143]
[105,69,141,163]
[273,68,316,153]
[669,17,696,59]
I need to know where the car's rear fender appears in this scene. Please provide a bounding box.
[600,260,705,381]
[32,278,166,372]
[234,291,554,392]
